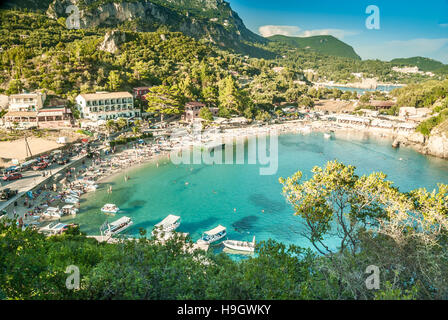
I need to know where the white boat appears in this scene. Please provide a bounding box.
[39,221,67,235]
[197,225,227,245]
[101,203,120,214]
[152,214,181,236]
[62,205,78,216]
[103,216,133,236]
[42,207,61,219]
[223,236,256,253]
[324,133,332,139]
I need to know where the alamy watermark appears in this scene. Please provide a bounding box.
[365,265,380,290]
[65,265,80,290]
[365,5,380,30]
[66,5,80,29]
[167,123,278,176]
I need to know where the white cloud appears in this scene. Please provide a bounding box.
[258,25,358,39]
[439,23,448,27]
[258,25,302,37]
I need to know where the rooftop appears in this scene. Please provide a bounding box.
[79,92,133,100]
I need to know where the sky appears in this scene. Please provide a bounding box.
[227,0,448,63]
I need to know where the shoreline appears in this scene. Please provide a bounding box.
[8,118,446,235]
[90,119,438,189]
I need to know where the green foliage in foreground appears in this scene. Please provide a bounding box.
[1,161,447,300]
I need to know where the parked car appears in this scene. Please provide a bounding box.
[0,188,18,200]
[2,173,23,181]
[32,162,48,171]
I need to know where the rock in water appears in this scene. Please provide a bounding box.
[99,30,126,54]
[392,139,400,148]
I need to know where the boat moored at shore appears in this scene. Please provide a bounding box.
[223,236,256,253]
[197,225,227,245]
[152,214,181,237]
[102,216,133,236]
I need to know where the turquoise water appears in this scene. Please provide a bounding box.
[68,132,448,251]
[325,85,402,94]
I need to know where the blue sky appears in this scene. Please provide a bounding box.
[228,0,448,63]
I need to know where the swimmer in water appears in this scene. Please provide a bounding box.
[185,182,189,185]
[234,208,237,212]
[261,209,265,213]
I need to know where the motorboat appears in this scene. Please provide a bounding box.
[324,132,332,139]
[152,214,181,237]
[102,216,133,236]
[39,221,67,235]
[197,225,227,245]
[223,236,256,253]
[101,203,120,214]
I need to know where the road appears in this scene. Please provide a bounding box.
[0,152,89,212]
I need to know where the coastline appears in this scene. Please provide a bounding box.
[89,119,440,190]
[10,118,445,235]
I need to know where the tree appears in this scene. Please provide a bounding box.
[107,71,122,91]
[199,107,213,121]
[218,76,242,113]
[145,85,183,122]
[279,160,400,256]
[298,96,314,108]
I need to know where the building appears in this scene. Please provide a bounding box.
[1,92,47,128]
[75,92,138,121]
[369,100,395,110]
[2,111,38,129]
[8,92,46,112]
[133,87,151,101]
[2,97,74,129]
[182,102,218,122]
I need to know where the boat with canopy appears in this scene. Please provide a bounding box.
[197,225,227,245]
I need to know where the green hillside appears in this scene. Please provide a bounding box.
[390,56,446,72]
[267,34,361,60]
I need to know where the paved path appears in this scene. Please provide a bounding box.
[0,153,88,214]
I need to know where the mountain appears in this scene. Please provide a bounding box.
[0,0,273,57]
[390,57,446,72]
[43,0,272,57]
[267,34,361,60]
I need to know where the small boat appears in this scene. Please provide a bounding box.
[39,221,67,235]
[103,216,133,236]
[197,225,227,245]
[62,205,78,216]
[223,236,256,253]
[324,133,332,139]
[42,207,61,219]
[101,203,120,214]
[152,214,181,236]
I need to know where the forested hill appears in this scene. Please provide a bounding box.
[0,0,272,57]
[267,34,361,60]
[390,57,447,72]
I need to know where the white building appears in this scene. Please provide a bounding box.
[75,92,138,121]
[8,92,46,112]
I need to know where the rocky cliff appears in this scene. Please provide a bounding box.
[395,128,448,160]
[46,0,267,53]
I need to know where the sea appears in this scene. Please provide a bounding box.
[67,131,448,254]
